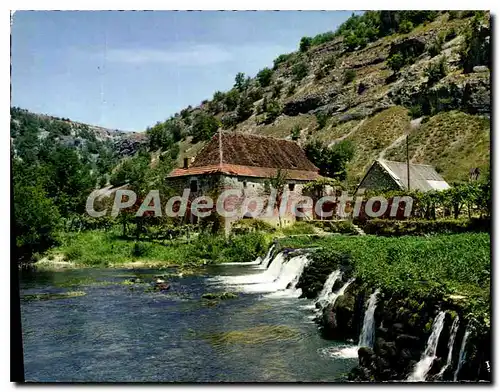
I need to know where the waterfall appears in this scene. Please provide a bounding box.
[436,316,460,379]
[453,327,471,381]
[314,270,342,308]
[407,311,447,382]
[220,244,275,267]
[326,278,355,307]
[358,289,380,348]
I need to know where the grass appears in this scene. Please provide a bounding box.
[385,110,490,183]
[279,232,490,299]
[345,106,411,186]
[45,227,271,268]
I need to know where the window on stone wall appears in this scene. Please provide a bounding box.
[289,183,295,191]
[190,180,198,192]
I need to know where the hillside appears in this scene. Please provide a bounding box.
[145,11,490,187]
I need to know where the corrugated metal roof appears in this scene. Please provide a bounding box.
[377,159,450,192]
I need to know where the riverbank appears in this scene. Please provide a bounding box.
[281,232,490,381]
[34,228,271,269]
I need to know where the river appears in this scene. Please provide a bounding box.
[19,263,357,382]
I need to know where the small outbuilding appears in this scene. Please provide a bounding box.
[357,159,450,193]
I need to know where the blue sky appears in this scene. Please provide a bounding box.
[11,11,356,132]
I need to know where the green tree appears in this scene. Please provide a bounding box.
[299,36,312,52]
[256,67,273,87]
[234,72,246,91]
[190,112,220,142]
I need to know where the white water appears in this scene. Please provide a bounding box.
[215,252,286,285]
[219,244,275,267]
[326,278,355,307]
[322,288,380,359]
[358,289,380,348]
[453,327,471,381]
[315,270,342,309]
[407,311,447,382]
[436,316,460,379]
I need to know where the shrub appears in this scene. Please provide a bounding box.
[315,112,328,129]
[424,56,448,85]
[427,33,445,57]
[448,11,460,20]
[299,36,312,52]
[408,104,423,119]
[387,53,405,72]
[273,53,293,69]
[291,125,301,141]
[343,69,357,84]
[286,83,296,96]
[221,232,268,263]
[398,20,414,33]
[271,80,283,98]
[131,242,151,258]
[292,62,308,81]
[231,219,276,234]
[263,99,282,124]
[281,222,317,235]
[256,67,273,87]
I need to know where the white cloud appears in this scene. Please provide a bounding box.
[105,44,233,66]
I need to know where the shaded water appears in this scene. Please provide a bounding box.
[19,264,356,382]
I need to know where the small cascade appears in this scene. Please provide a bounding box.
[264,255,311,298]
[326,278,355,307]
[215,252,286,285]
[246,255,310,294]
[453,327,471,381]
[219,244,275,267]
[436,316,460,379]
[315,270,342,309]
[358,289,380,348]
[256,244,276,269]
[407,311,447,382]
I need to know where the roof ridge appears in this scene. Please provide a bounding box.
[378,158,435,168]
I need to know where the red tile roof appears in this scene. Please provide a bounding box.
[168,163,320,181]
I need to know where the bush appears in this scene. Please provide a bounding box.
[357,218,490,236]
[427,33,444,57]
[131,242,151,258]
[281,222,317,235]
[311,220,357,234]
[398,20,414,33]
[448,11,460,20]
[263,100,282,124]
[343,69,357,84]
[231,219,276,234]
[424,56,448,85]
[271,80,283,98]
[292,62,309,81]
[291,125,301,141]
[408,104,423,119]
[299,36,312,52]
[286,83,296,96]
[387,53,405,72]
[315,112,328,129]
[256,67,273,87]
[221,232,268,263]
[273,53,294,69]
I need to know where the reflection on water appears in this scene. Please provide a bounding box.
[19,265,356,382]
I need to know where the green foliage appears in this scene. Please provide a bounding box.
[271,80,284,98]
[304,140,355,180]
[234,72,247,91]
[190,112,220,143]
[273,53,294,69]
[235,94,254,122]
[408,104,424,119]
[292,61,308,81]
[299,36,312,52]
[283,232,490,300]
[131,242,151,258]
[315,112,328,129]
[424,55,448,85]
[281,222,317,235]
[231,219,276,234]
[256,67,273,87]
[359,218,490,236]
[291,124,301,141]
[147,118,183,151]
[343,69,357,85]
[222,89,240,112]
[316,55,337,80]
[398,20,414,34]
[262,99,282,124]
[427,33,445,57]
[460,13,491,73]
[286,83,296,96]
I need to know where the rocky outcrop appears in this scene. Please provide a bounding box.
[283,94,326,116]
[114,133,148,156]
[462,76,491,114]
